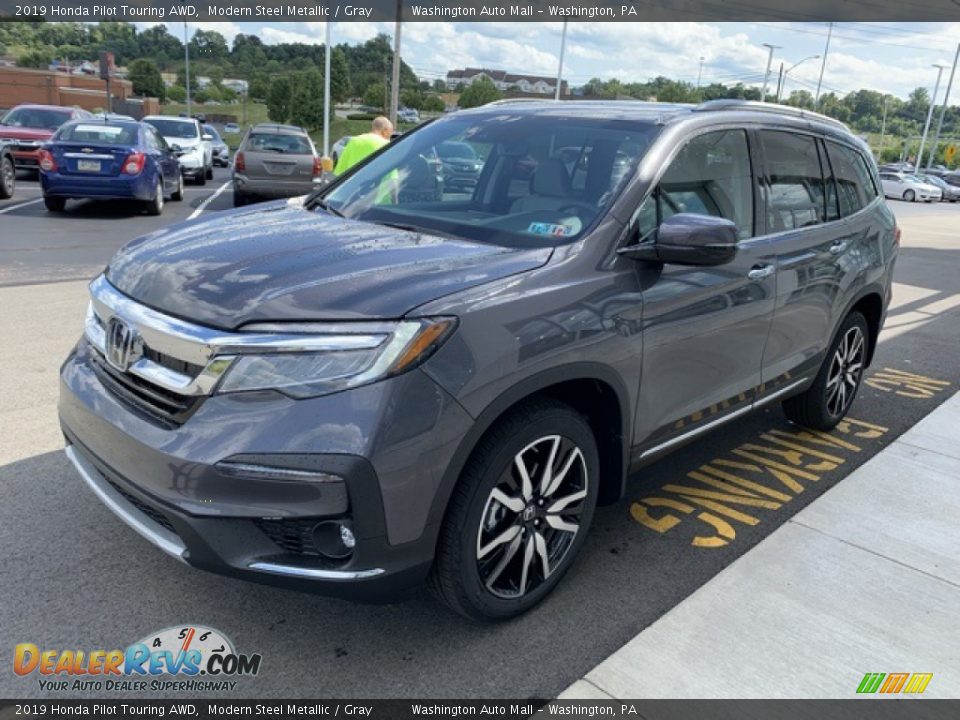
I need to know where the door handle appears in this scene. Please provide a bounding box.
[829,240,848,255]
[747,264,774,280]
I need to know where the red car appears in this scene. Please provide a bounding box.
[0,104,92,172]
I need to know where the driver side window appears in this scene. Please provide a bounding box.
[636,129,755,241]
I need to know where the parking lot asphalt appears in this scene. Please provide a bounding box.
[0,187,957,699]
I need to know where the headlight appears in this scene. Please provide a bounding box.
[216,318,456,398]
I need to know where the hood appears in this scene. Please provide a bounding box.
[0,126,52,141]
[164,136,201,149]
[106,201,552,329]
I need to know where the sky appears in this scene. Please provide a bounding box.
[139,21,960,103]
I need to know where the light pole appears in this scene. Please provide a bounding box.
[814,21,833,106]
[878,95,890,161]
[927,43,960,170]
[697,56,704,89]
[323,22,331,158]
[760,43,781,102]
[555,20,568,101]
[183,20,191,116]
[917,64,947,171]
[776,55,820,102]
[389,0,401,125]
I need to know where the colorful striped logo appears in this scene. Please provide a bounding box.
[857,672,933,694]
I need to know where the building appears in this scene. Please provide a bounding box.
[445,67,568,96]
[0,66,159,117]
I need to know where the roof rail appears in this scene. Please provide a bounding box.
[693,99,849,131]
[484,97,558,106]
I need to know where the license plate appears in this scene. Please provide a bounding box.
[77,160,101,172]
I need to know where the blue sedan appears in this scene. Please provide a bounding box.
[39,119,183,215]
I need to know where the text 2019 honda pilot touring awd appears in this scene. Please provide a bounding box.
[60,100,897,621]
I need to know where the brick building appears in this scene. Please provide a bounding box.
[0,66,160,117]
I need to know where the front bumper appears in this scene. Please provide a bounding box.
[58,332,473,600]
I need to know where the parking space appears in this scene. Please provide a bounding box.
[0,194,957,699]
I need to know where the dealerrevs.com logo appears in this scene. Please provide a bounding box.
[13,625,262,693]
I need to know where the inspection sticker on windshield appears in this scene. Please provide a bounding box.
[528,222,575,237]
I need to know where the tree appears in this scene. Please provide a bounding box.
[363,81,386,111]
[128,58,166,102]
[206,66,224,87]
[422,95,445,112]
[329,47,351,103]
[785,89,815,110]
[166,85,187,103]
[290,70,326,130]
[458,76,501,108]
[189,29,228,61]
[249,72,270,101]
[433,79,446,92]
[401,88,423,110]
[19,47,54,69]
[267,76,293,123]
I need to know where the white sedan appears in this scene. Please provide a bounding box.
[879,171,942,202]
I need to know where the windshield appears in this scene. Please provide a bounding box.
[247,132,313,154]
[2,107,72,131]
[204,125,222,142]
[145,118,199,139]
[322,112,660,247]
[55,123,139,145]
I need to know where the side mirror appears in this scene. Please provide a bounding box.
[619,213,738,267]
[170,143,183,154]
[202,134,213,141]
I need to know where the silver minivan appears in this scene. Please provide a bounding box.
[232,123,321,205]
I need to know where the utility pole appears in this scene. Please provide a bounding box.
[917,64,947,171]
[760,43,779,102]
[927,43,960,170]
[323,21,331,157]
[555,20,568,101]
[697,56,705,89]
[389,1,401,125]
[878,95,889,161]
[183,20,191,116]
[814,22,832,107]
[778,55,820,103]
[775,63,784,102]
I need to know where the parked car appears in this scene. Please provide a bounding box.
[59,100,897,621]
[232,123,321,206]
[941,172,960,188]
[398,107,420,123]
[879,161,914,173]
[38,119,183,215]
[436,140,483,192]
[917,173,960,201]
[0,104,91,172]
[204,124,230,167]
[878,171,942,202]
[0,139,15,199]
[223,122,241,134]
[331,135,350,165]
[142,115,213,184]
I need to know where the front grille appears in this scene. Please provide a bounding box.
[89,350,201,428]
[103,475,177,535]
[142,347,204,377]
[255,518,321,556]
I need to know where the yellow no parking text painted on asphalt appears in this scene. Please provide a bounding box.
[630,367,952,548]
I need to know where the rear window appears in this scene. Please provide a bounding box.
[203,125,222,141]
[438,141,476,160]
[56,123,138,145]
[144,119,199,139]
[825,141,877,217]
[246,133,313,154]
[2,107,71,131]
[760,131,829,232]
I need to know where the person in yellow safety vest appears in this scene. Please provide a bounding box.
[333,116,394,175]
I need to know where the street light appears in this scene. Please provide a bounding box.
[917,64,948,171]
[760,43,781,102]
[697,56,705,89]
[776,55,820,102]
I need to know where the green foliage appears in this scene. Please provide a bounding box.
[422,95,446,113]
[206,66,224,87]
[363,81,387,111]
[267,76,293,123]
[19,47,54,68]
[249,72,270,101]
[166,85,187,103]
[400,88,423,110]
[458,76,502,108]
[128,58,165,102]
[433,79,446,92]
[290,69,326,130]
[330,47,351,103]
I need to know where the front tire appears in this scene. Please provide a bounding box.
[430,400,599,621]
[206,164,214,180]
[195,171,206,186]
[903,189,916,202]
[782,311,869,431]
[0,155,15,199]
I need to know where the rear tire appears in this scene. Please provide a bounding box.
[171,173,184,202]
[44,196,66,212]
[903,189,916,202]
[429,399,599,622]
[145,178,164,216]
[0,155,15,199]
[782,311,869,431]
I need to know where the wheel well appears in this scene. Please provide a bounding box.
[851,293,883,366]
[520,379,626,506]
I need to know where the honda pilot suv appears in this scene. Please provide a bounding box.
[60,100,897,621]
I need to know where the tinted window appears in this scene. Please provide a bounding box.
[760,131,829,232]
[2,107,72,131]
[144,118,200,139]
[246,133,313,154]
[641,129,754,241]
[203,125,222,141]
[825,141,876,217]
[55,123,139,145]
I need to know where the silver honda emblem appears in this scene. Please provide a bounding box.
[105,317,140,371]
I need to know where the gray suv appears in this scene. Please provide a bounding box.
[59,100,897,621]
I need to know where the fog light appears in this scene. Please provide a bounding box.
[339,524,356,550]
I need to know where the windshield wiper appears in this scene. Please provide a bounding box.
[310,197,344,217]
[377,221,462,240]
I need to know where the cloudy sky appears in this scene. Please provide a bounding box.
[142,21,960,102]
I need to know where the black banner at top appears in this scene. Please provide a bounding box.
[3,0,960,22]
